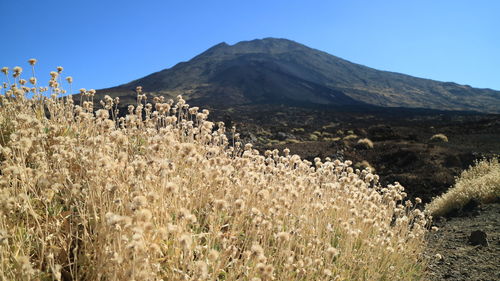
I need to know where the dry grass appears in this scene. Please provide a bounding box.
[356,138,374,149]
[425,157,500,217]
[0,63,429,280]
[429,133,448,143]
[343,134,358,141]
[308,134,319,141]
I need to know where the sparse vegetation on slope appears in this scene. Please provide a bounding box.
[100,38,500,113]
[425,157,500,217]
[0,63,429,280]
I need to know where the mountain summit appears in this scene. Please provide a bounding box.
[100,38,500,113]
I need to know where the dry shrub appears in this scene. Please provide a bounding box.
[0,63,429,280]
[323,137,341,142]
[308,133,318,141]
[356,138,374,149]
[429,133,448,142]
[291,127,304,133]
[343,134,358,141]
[426,157,500,217]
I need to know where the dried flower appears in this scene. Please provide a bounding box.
[326,247,339,258]
[179,233,192,249]
[208,249,219,261]
[251,243,264,258]
[276,231,290,242]
[165,182,178,194]
[13,66,22,77]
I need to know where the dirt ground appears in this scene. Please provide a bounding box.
[425,203,500,281]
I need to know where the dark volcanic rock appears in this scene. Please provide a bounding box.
[469,230,489,247]
[368,125,400,141]
[276,131,295,141]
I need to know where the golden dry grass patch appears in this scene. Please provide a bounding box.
[0,63,430,280]
[426,157,500,217]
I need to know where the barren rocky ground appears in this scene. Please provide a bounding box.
[426,202,500,281]
[210,105,499,203]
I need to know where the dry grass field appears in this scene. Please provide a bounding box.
[0,63,433,280]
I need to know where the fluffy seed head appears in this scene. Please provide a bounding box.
[179,233,192,249]
[208,249,219,261]
[13,66,22,77]
[276,232,290,242]
[326,247,339,258]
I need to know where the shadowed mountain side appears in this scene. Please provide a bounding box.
[93,38,500,113]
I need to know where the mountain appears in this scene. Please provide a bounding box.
[97,38,500,113]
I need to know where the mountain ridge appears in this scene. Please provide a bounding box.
[97,38,500,113]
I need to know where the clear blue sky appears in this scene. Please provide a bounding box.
[1,0,499,92]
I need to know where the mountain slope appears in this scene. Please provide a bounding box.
[98,38,500,113]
